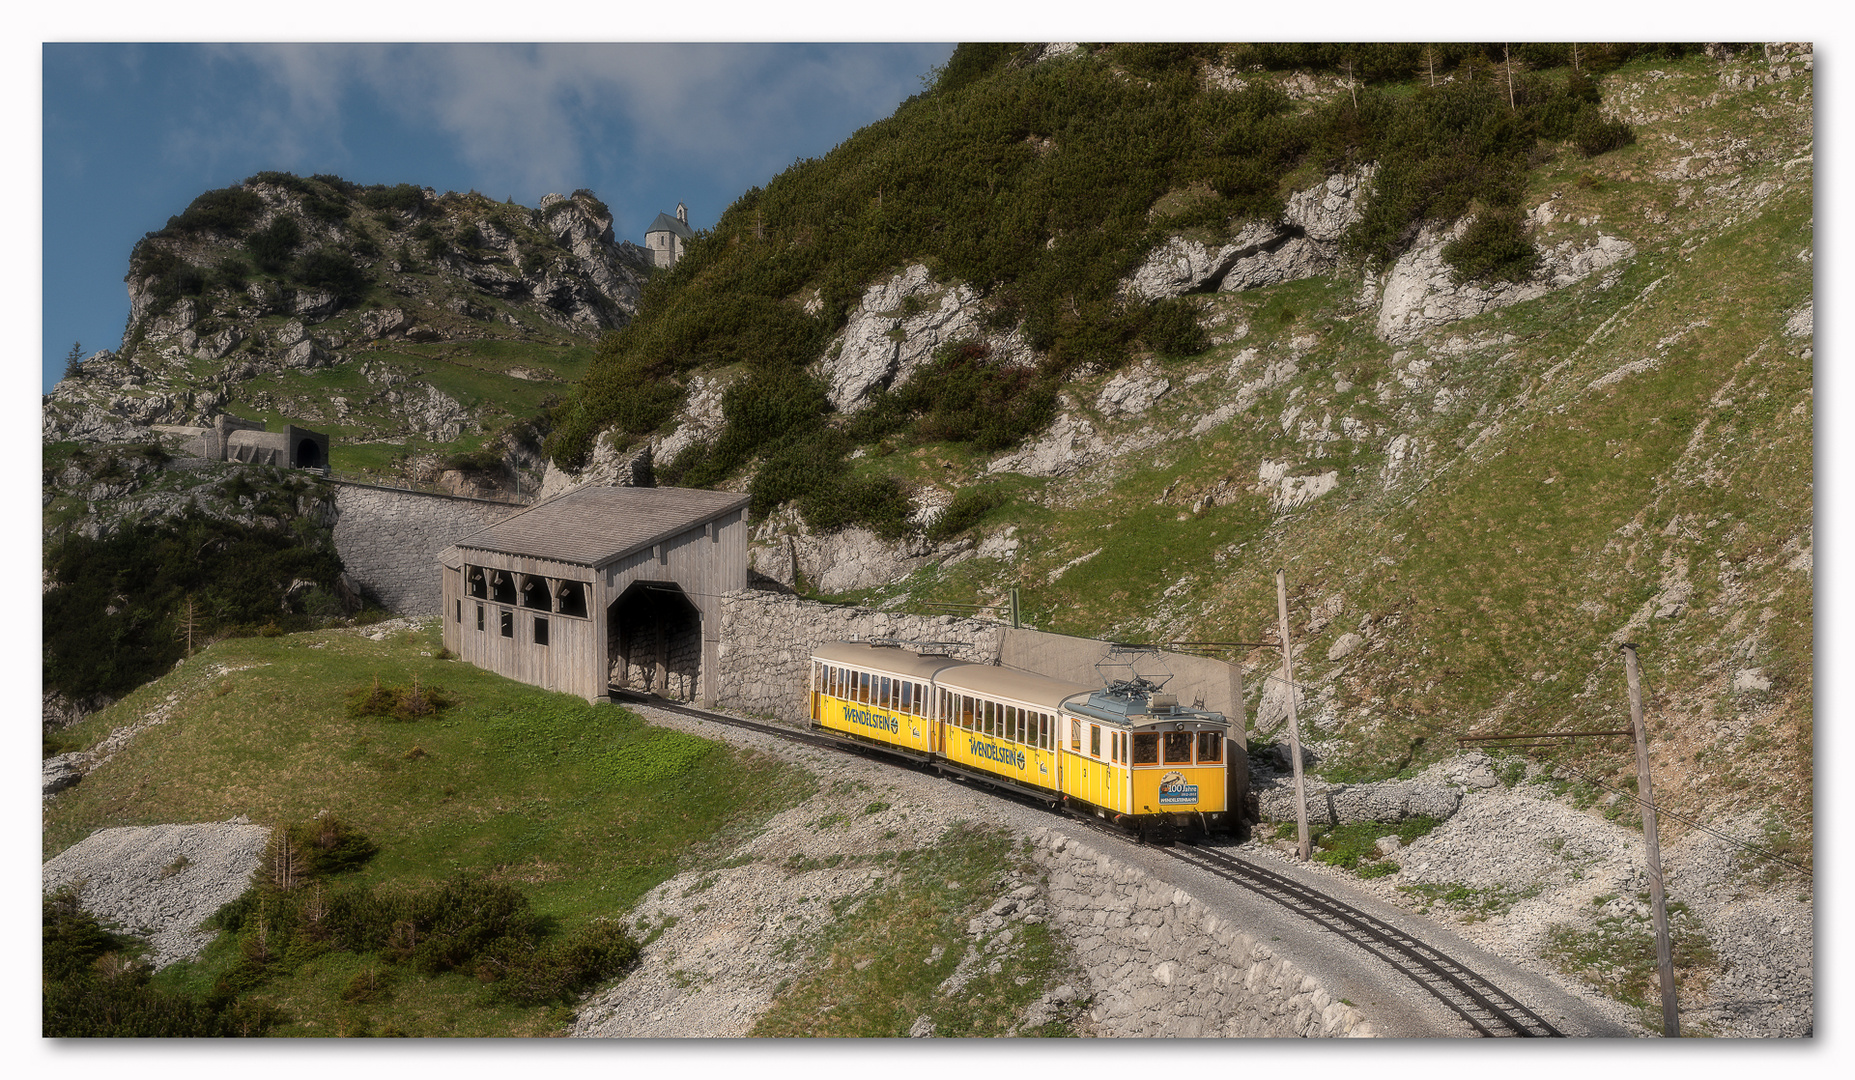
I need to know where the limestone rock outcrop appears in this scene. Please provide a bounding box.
[1374,221,1637,344]
[821,264,1036,412]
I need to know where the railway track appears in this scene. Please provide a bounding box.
[616,690,1565,1038]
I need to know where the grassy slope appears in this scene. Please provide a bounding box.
[836,55,1812,833]
[44,622,815,1036]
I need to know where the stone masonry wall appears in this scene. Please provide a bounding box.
[331,483,524,615]
[715,591,1003,720]
[1030,827,1376,1037]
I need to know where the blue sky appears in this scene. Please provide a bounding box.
[40,41,954,392]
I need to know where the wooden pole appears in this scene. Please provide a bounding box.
[1275,569,1312,861]
[1621,642,1680,1036]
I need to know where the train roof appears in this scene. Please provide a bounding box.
[1067,689,1228,730]
[934,663,1096,712]
[811,641,970,682]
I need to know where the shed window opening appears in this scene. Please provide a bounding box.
[466,568,487,599]
[476,604,484,632]
[455,599,462,624]
[534,616,549,646]
[500,611,514,638]
[556,581,587,618]
[1197,732,1223,763]
[1133,733,1160,765]
[491,573,517,606]
[1163,732,1194,765]
[1090,724,1102,758]
[521,578,550,611]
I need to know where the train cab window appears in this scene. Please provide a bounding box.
[1071,719,1082,751]
[1133,733,1160,764]
[1163,732,1194,764]
[1197,732,1223,763]
[1089,724,1102,758]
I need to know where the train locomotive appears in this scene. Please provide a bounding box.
[809,640,1237,841]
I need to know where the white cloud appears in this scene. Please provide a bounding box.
[212,43,946,204]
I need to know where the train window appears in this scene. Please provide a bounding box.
[1040,714,1051,750]
[858,671,870,704]
[1003,705,1016,742]
[1070,719,1081,750]
[878,677,891,709]
[1163,732,1193,764]
[1133,733,1160,764]
[1198,732,1223,763]
[901,681,913,714]
[962,695,975,730]
[982,699,994,736]
[1090,724,1101,758]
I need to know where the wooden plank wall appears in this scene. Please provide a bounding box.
[442,557,600,700]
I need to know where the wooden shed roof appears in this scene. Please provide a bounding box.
[450,485,749,569]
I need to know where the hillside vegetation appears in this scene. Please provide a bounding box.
[43,623,815,1036]
[549,43,1813,836]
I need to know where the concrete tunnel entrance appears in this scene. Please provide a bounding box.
[608,580,702,701]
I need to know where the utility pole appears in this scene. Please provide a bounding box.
[1275,569,1312,861]
[1008,586,1021,629]
[1621,642,1680,1036]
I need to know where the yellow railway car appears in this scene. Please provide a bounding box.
[810,641,964,756]
[807,640,1237,840]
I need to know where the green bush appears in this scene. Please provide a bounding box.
[166,186,266,236]
[346,675,454,721]
[1442,206,1541,284]
[295,247,368,301]
[928,485,1009,543]
[1573,110,1634,157]
[247,216,304,274]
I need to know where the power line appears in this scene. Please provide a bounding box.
[1546,757,1811,876]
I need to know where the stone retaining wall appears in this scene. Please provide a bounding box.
[1030,827,1377,1037]
[714,591,1002,718]
[331,483,523,615]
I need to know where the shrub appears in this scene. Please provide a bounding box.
[346,675,454,721]
[1573,111,1634,157]
[1442,206,1541,284]
[166,186,265,236]
[247,216,303,273]
[361,183,426,215]
[928,485,1009,543]
[1141,297,1209,357]
[295,247,368,301]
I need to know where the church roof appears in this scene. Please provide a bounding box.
[645,211,695,240]
[448,484,748,569]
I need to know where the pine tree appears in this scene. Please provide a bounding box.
[62,341,85,380]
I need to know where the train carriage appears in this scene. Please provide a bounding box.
[934,665,1093,796]
[810,641,962,756]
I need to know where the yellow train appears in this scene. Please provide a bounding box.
[809,640,1238,840]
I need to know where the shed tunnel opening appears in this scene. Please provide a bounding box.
[608,580,702,701]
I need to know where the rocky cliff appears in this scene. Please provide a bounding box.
[44,179,652,475]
